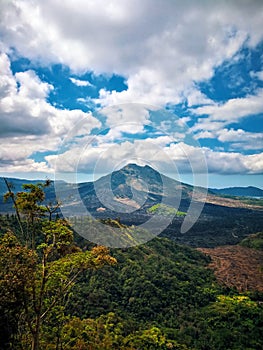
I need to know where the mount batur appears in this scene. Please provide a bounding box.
[1,163,262,247]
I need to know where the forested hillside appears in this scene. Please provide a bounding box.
[0,182,263,349]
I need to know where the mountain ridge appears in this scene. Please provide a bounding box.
[0,164,262,215]
[211,186,263,197]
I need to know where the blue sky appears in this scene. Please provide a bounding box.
[0,0,263,189]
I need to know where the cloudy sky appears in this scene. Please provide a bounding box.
[0,0,263,189]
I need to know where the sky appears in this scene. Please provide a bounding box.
[0,0,263,189]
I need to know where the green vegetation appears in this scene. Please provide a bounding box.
[0,181,116,350]
[241,198,263,206]
[147,203,186,217]
[240,231,263,250]
[0,181,263,349]
[215,193,263,207]
[66,238,263,350]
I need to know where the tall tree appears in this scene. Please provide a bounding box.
[1,181,116,350]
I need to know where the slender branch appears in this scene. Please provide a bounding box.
[3,178,26,242]
[46,203,60,221]
[40,269,82,321]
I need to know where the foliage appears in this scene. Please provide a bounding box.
[0,231,37,349]
[147,203,186,217]
[240,231,263,250]
[67,238,217,325]
[47,313,190,350]
[241,198,263,207]
[0,182,116,350]
[180,294,263,349]
[1,180,263,349]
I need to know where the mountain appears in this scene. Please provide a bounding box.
[211,186,263,197]
[0,165,188,215]
[0,164,263,217]
[52,163,198,217]
[1,164,263,248]
[2,164,261,212]
[1,164,262,216]
[88,163,191,210]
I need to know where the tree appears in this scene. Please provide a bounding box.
[0,231,37,349]
[1,181,117,350]
[4,180,49,248]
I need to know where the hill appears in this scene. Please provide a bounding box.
[0,204,263,349]
[211,186,263,197]
[68,238,214,321]
[64,236,263,350]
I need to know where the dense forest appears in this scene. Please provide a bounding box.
[0,182,263,349]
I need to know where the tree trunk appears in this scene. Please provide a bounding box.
[31,319,41,350]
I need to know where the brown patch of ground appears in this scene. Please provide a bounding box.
[113,196,141,209]
[190,192,263,210]
[198,245,263,292]
[204,194,263,210]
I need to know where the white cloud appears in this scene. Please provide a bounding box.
[251,71,263,81]
[194,89,263,121]
[217,128,263,144]
[0,53,101,173]
[1,0,263,107]
[49,136,263,176]
[0,159,52,174]
[1,1,263,178]
[184,88,214,108]
[196,128,263,151]
[192,89,263,132]
[243,153,263,173]
[69,77,93,87]
[100,104,154,133]
[15,70,53,99]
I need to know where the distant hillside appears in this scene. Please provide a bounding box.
[0,177,41,195]
[1,166,262,216]
[0,164,197,215]
[0,177,59,212]
[0,178,43,212]
[211,186,263,197]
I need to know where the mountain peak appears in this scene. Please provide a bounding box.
[119,163,160,175]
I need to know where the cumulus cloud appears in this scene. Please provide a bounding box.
[196,128,263,151]
[0,158,52,174]
[0,54,52,137]
[0,53,101,172]
[194,89,263,122]
[49,136,263,176]
[1,0,263,106]
[192,89,263,134]
[99,104,155,134]
[1,1,263,177]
